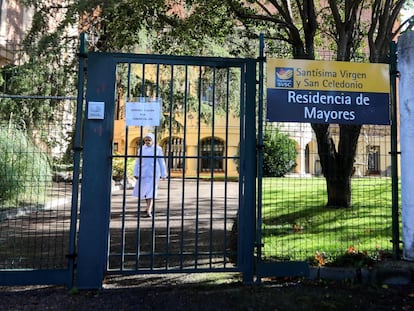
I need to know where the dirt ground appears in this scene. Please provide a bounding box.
[1,272,414,311]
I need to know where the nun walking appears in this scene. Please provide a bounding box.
[133,133,167,217]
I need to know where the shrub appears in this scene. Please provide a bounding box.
[112,152,135,181]
[262,127,297,177]
[0,125,52,204]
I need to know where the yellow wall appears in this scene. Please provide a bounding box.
[115,115,396,179]
[114,111,241,178]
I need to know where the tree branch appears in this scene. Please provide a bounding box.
[369,0,406,62]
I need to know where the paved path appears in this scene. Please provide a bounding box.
[108,178,240,271]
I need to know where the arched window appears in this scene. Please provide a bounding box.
[132,138,142,156]
[367,146,380,175]
[163,137,184,171]
[305,144,310,174]
[200,137,224,172]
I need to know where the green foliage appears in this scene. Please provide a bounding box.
[68,286,79,295]
[112,153,135,181]
[0,39,77,144]
[262,127,297,177]
[155,1,238,55]
[0,18,78,167]
[0,124,52,204]
[328,246,376,268]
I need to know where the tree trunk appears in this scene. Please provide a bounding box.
[311,123,361,208]
[326,175,351,208]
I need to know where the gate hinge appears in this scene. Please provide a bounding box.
[66,253,77,260]
[388,150,401,155]
[390,70,400,78]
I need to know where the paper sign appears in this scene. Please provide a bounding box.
[125,98,162,126]
[88,101,105,119]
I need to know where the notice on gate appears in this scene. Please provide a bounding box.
[88,101,105,119]
[125,98,162,126]
[266,59,390,125]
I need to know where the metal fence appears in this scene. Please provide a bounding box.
[256,39,399,268]
[0,40,79,286]
[259,123,396,264]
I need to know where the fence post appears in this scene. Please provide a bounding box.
[389,40,400,259]
[68,33,88,288]
[255,33,265,283]
[76,53,116,289]
[241,59,257,284]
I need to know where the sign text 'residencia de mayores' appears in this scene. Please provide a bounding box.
[287,91,371,105]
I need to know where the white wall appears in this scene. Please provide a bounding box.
[399,31,414,260]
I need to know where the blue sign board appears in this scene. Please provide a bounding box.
[267,59,390,125]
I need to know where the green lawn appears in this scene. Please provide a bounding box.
[260,177,398,264]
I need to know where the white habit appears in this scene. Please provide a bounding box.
[132,141,167,199]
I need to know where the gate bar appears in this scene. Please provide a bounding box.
[67,32,88,288]
[256,33,265,283]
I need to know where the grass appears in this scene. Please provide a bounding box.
[260,177,397,265]
[0,125,52,209]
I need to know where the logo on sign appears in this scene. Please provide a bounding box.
[275,67,294,88]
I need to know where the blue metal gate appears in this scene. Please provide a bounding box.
[76,52,257,289]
